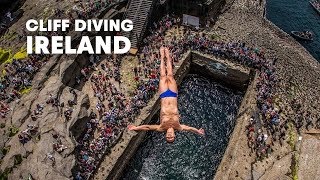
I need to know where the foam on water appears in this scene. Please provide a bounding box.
[121,74,244,180]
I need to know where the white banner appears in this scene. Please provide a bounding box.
[182,14,200,27]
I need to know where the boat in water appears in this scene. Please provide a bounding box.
[291,31,314,41]
[310,0,320,15]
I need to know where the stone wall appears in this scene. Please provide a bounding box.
[102,51,251,180]
[191,52,251,91]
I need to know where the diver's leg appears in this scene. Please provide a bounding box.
[164,48,178,93]
[160,46,166,77]
[159,47,168,93]
[165,48,173,76]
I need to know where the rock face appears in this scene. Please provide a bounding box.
[69,95,90,142]
[0,54,75,179]
[0,52,94,179]
[0,0,125,179]
[61,54,90,90]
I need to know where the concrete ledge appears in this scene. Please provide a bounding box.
[191,52,251,91]
[214,72,258,180]
[95,51,252,180]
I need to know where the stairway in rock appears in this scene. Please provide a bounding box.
[122,0,154,49]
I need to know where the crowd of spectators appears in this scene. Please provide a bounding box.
[73,14,311,178]
[74,53,159,179]
[1,2,318,177]
[0,0,120,173]
[0,55,49,118]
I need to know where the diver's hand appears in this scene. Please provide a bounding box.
[127,124,137,131]
[198,128,205,136]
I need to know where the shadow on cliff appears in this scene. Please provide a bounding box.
[0,0,25,35]
[61,52,91,91]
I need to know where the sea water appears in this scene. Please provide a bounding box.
[121,74,244,180]
[266,0,320,61]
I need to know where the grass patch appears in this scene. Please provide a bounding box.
[287,121,299,180]
[34,134,41,142]
[0,31,16,42]
[0,49,12,65]
[7,126,19,137]
[291,153,299,180]
[0,123,5,129]
[0,46,28,66]
[12,47,28,61]
[13,154,23,166]
[19,87,32,95]
[287,122,296,151]
[1,146,10,156]
[210,33,220,40]
[0,167,13,180]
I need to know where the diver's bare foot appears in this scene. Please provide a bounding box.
[164,47,171,60]
[160,46,165,59]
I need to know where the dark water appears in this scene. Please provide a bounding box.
[266,0,320,61]
[121,74,243,180]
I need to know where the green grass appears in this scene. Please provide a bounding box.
[287,121,299,180]
[291,153,299,180]
[210,34,220,40]
[287,122,296,151]
[0,46,28,66]
[0,167,12,180]
[0,49,12,65]
[34,134,41,142]
[1,146,10,156]
[0,31,16,42]
[7,126,19,137]
[13,154,23,166]
[19,87,32,95]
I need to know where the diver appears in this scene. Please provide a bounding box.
[128,47,205,143]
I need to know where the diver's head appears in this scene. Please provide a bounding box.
[166,127,175,143]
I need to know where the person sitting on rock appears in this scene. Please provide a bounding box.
[53,142,68,153]
[128,47,205,143]
[22,128,31,137]
[68,99,77,106]
[18,134,29,144]
[64,108,73,120]
[36,104,44,113]
[27,124,38,135]
[75,76,81,85]
[46,94,55,104]
[18,128,32,144]
[90,110,97,119]
[6,12,13,21]
[44,153,55,166]
[75,172,83,180]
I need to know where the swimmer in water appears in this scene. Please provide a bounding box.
[128,47,205,143]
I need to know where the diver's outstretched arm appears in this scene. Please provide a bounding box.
[180,125,205,135]
[128,124,162,131]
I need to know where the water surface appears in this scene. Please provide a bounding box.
[267,0,320,61]
[122,74,244,180]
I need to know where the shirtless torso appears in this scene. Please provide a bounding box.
[159,97,180,130]
[128,47,204,143]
